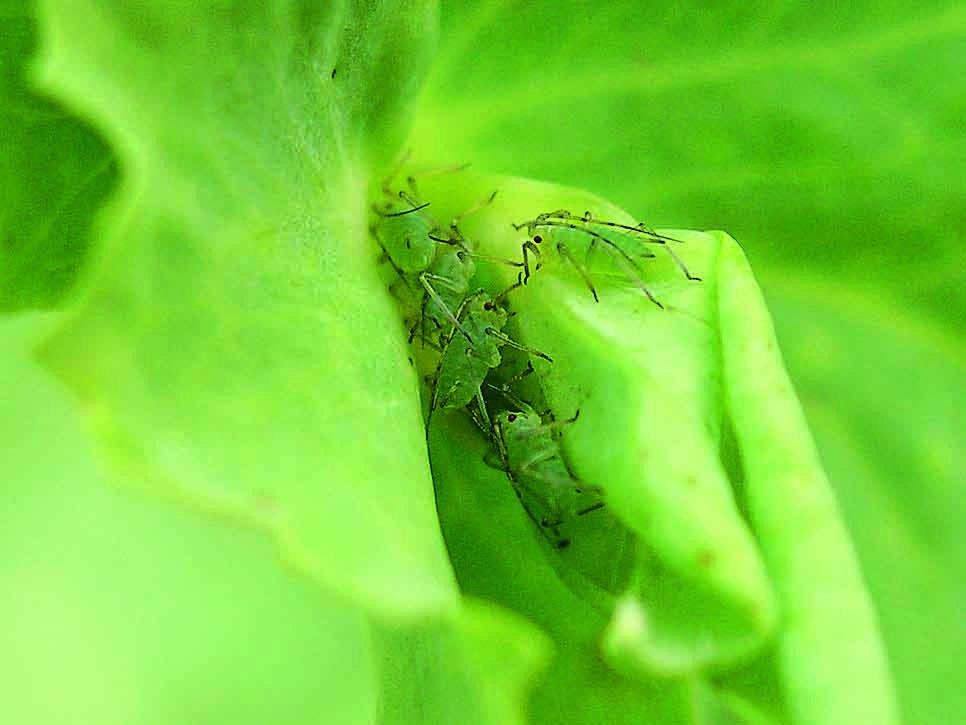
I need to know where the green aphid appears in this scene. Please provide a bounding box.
[375,196,437,274]
[411,244,476,345]
[372,192,473,341]
[431,292,551,417]
[512,209,701,308]
[490,406,604,548]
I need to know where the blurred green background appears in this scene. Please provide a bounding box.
[2,1,964,723]
[410,3,965,723]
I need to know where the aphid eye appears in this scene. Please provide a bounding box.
[507,413,517,422]
[483,301,495,310]
[533,235,543,243]
[405,238,412,249]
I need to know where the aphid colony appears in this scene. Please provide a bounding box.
[371,169,696,547]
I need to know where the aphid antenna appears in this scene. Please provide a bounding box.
[380,148,413,197]
[396,189,426,210]
[483,327,553,363]
[406,162,471,199]
[377,200,431,218]
[450,189,498,229]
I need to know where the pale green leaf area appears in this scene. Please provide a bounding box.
[32,0,456,616]
[0,314,375,725]
[0,0,118,310]
[413,172,896,723]
[0,307,546,725]
[414,3,965,722]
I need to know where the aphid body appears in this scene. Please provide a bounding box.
[372,193,472,341]
[432,293,510,411]
[513,209,700,308]
[491,407,603,547]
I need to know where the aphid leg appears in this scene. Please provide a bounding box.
[504,360,536,387]
[374,238,415,293]
[468,402,491,436]
[660,243,701,281]
[606,247,664,309]
[493,278,524,303]
[556,243,599,302]
[474,387,492,433]
[577,213,701,282]
[431,378,462,412]
[485,360,534,407]
[516,447,561,475]
[543,220,662,308]
[407,316,442,350]
[427,232,466,250]
[520,240,542,283]
[419,273,473,342]
[457,249,524,269]
[484,327,553,363]
[577,501,606,517]
[514,492,566,546]
[511,219,542,237]
[486,383,530,411]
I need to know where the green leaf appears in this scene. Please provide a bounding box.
[415,1,966,324]
[32,0,455,615]
[415,4,965,721]
[717,238,899,723]
[374,599,550,725]
[0,0,117,311]
[0,314,376,724]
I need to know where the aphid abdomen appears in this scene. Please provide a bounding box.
[433,306,504,411]
[378,212,435,273]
